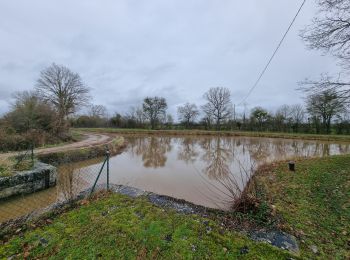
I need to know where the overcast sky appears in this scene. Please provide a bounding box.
[0,0,339,117]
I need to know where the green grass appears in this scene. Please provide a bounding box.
[37,129,85,149]
[0,163,11,177]
[2,129,349,258]
[76,127,350,142]
[12,158,34,172]
[37,136,125,166]
[0,193,292,259]
[70,129,85,142]
[255,154,350,259]
[0,158,34,178]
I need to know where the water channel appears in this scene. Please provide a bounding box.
[1,135,349,223]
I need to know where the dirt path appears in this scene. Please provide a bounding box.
[0,133,112,160]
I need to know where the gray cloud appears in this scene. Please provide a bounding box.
[0,0,338,117]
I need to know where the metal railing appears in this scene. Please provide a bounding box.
[0,146,112,224]
[90,148,110,194]
[14,144,35,168]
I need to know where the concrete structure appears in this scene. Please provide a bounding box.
[0,162,57,199]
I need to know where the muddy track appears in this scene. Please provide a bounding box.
[0,133,113,160]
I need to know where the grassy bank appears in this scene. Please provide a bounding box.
[0,129,85,177]
[255,154,350,258]
[0,129,84,154]
[37,136,125,166]
[0,134,124,176]
[0,157,34,178]
[77,128,350,142]
[37,129,85,149]
[1,130,349,258]
[0,193,291,259]
[1,155,348,258]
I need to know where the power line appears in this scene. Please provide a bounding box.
[237,0,306,106]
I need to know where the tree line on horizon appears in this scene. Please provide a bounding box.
[71,85,350,135]
[0,0,349,152]
[74,0,350,134]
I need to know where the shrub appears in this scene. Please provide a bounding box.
[0,129,28,151]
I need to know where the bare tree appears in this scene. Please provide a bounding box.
[165,114,174,129]
[89,105,107,118]
[301,0,350,65]
[177,102,199,128]
[290,104,305,132]
[300,74,350,104]
[306,89,345,133]
[276,105,291,121]
[134,106,145,126]
[275,105,292,131]
[200,115,213,130]
[300,0,350,101]
[142,96,167,129]
[202,87,232,130]
[36,63,90,132]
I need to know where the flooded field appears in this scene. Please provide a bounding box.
[1,135,350,222]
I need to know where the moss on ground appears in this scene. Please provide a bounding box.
[0,163,12,177]
[255,154,350,259]
[0,158,34,178]
[0,193,292,259]
[77,128,350,142]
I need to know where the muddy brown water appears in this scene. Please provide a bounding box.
[1,135,350,223]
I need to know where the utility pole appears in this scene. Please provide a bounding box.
[233,104,236,122]
[243,102,248,126]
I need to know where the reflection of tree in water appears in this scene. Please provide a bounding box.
[338,143,350,154]
[200,137,232,180]
[303,142,330,157]
[198,138,255,210]
[128,137,147,157]
[177,137,198,164]
[276,140,311,158]
[246,138,271,162]
[128,136,172,168]
[57,164,77,200]
[322,143,330,157]
[246,139,349,162]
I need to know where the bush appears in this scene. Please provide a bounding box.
[0,91,74,151]
[0,128,69,152]
[0,129,28,151]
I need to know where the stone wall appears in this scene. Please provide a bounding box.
[0,162,57,200]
